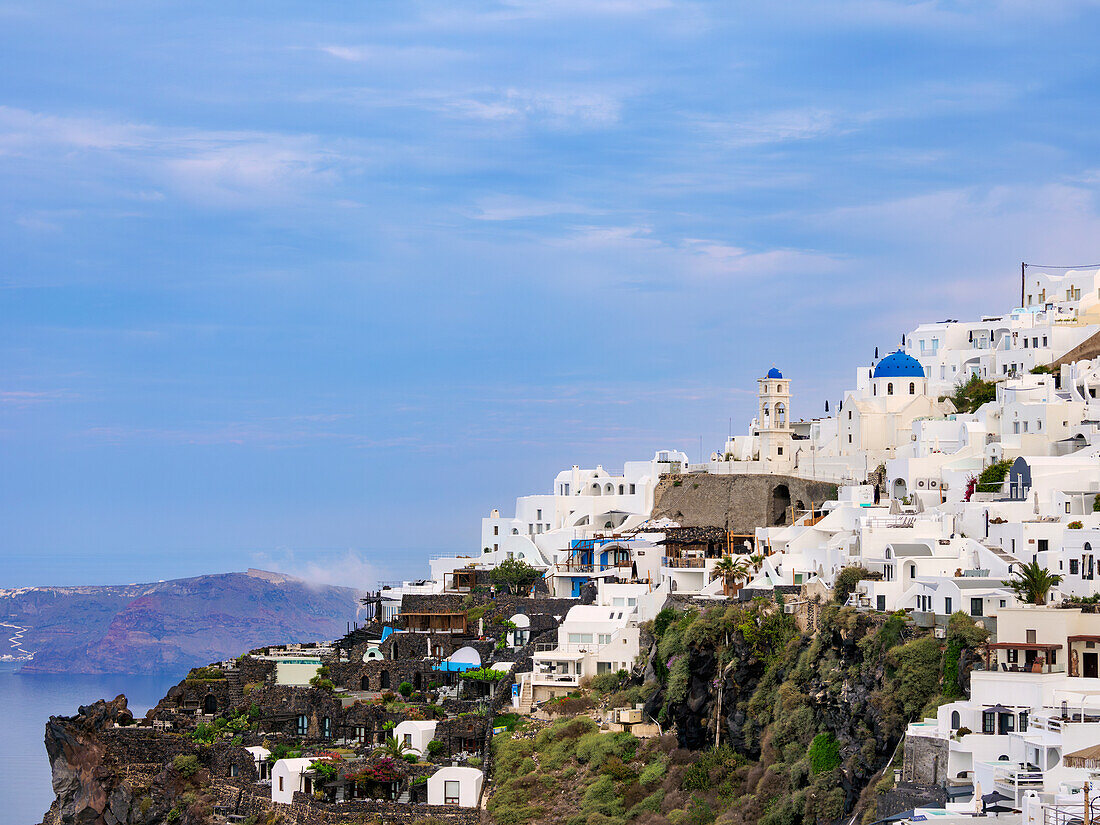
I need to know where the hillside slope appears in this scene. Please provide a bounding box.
[1,569,364,674]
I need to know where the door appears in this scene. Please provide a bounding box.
[1084,652,1098,679]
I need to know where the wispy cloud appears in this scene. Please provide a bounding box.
[0,106,352,208]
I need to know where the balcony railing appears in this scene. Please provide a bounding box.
[993,766,1045,791]
[662,557,706,569]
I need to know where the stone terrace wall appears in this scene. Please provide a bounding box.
[652,473,839,531]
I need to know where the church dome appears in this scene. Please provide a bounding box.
[873,350,924,379]
[766,367,783,379]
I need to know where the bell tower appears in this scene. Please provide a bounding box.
[758,367,793,468]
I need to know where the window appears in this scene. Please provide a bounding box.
[322,717,331,738]
[230,764,239,777]
[444,780,461,805]
[983,711,996,734]
[909,382,915,394]
[403,733,413,747]
[598,634,612,645]
[536,509,542,520]
[568,633,593,644]
[629,484,636,494]
[279,776,285,792]
[777,447,783,455]
[951,711,960,729]
[848,434,853,444]
[887,382,894,395]
[1026,629,1037,644]
[1071,559,1079,575]
[619,485,624,494]
[493,526,499,535]
[970,598,984,617]
[945,597,952,615]
[597,661,612,674]
[297,714,308,736]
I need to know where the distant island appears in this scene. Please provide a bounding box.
[0,569,365,674]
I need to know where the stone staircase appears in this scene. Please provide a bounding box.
[226,670,244,704]
[516,678,533,715]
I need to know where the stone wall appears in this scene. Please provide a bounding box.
[652,473,840,530]
[901,733,949,785]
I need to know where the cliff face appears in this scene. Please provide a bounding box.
[4,570,364,674]
[41,693,229,825]
[634,601,985,825]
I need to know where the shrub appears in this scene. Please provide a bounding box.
[589,670,626,694]
[807,732,840,774]
[955,726,972,738]
[976,460,1012,493]
[173,754,201,778]
[575,731,639,769]
[427,739,445,756]
[581,775,625,819]
[1069,521,1084,529]
[833,567,880,605]
[398,681,414,698]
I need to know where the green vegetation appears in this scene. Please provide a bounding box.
[976,460,1012,493]
[1002,560,1064,605]
[833,566,881,605]
[546,601,991,825]
[489,557,542,594]
[172,754,200,778]
[460,667,508,682]
[947,375,997,414]
[398,681,414,697]
[807,733,839,774]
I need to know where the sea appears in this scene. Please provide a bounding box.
[0,663,180,825]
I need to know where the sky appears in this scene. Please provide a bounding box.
[3,0,1100,589]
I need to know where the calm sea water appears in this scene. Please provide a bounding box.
[0,663,180,825]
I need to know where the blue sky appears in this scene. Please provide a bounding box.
[3,0,1100,588]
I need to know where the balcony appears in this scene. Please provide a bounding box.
[662,557,706,569]
[992,763,1045,793]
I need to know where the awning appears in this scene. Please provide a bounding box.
[987,642,1062,650]
[1068,635,1100,643]
[983,704,1015,714]
[1064,743,1100,768]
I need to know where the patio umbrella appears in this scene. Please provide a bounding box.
[981,791,1013,805]
[983,704,1013,714]
[631,561,638,580]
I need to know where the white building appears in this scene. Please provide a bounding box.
[393,720,437,757]
[427,766,484,807]
[529,604,641,702]
[271,757,316,805]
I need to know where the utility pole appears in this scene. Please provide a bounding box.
[1021,262,1027,308]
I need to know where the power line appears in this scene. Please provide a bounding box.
[1023,262,1100,269]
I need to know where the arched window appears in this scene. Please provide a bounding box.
[618,484,624,495]
[887,382,894,395]
[951,711,960,729]
[909,382,916,394]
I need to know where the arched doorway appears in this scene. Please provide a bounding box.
[771,484,791,526]
[413,671,422,690]
[380,670,390,689]
[202,694,217,715]
[893,478,908,501]
[360,675,370,691]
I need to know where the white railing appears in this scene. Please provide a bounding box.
[994,766,1045,791]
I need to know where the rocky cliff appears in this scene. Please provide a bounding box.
[489,601,986,825]
[4,570,364,674]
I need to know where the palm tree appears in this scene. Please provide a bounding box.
[373,735,414,759]
[1002,561,1064,605]
[713,557,751,597]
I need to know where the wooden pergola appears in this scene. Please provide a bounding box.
[402,612,468,634]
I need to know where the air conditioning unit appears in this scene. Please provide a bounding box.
[783,603,797,614]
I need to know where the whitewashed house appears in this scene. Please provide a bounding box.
[427,766,484,807]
